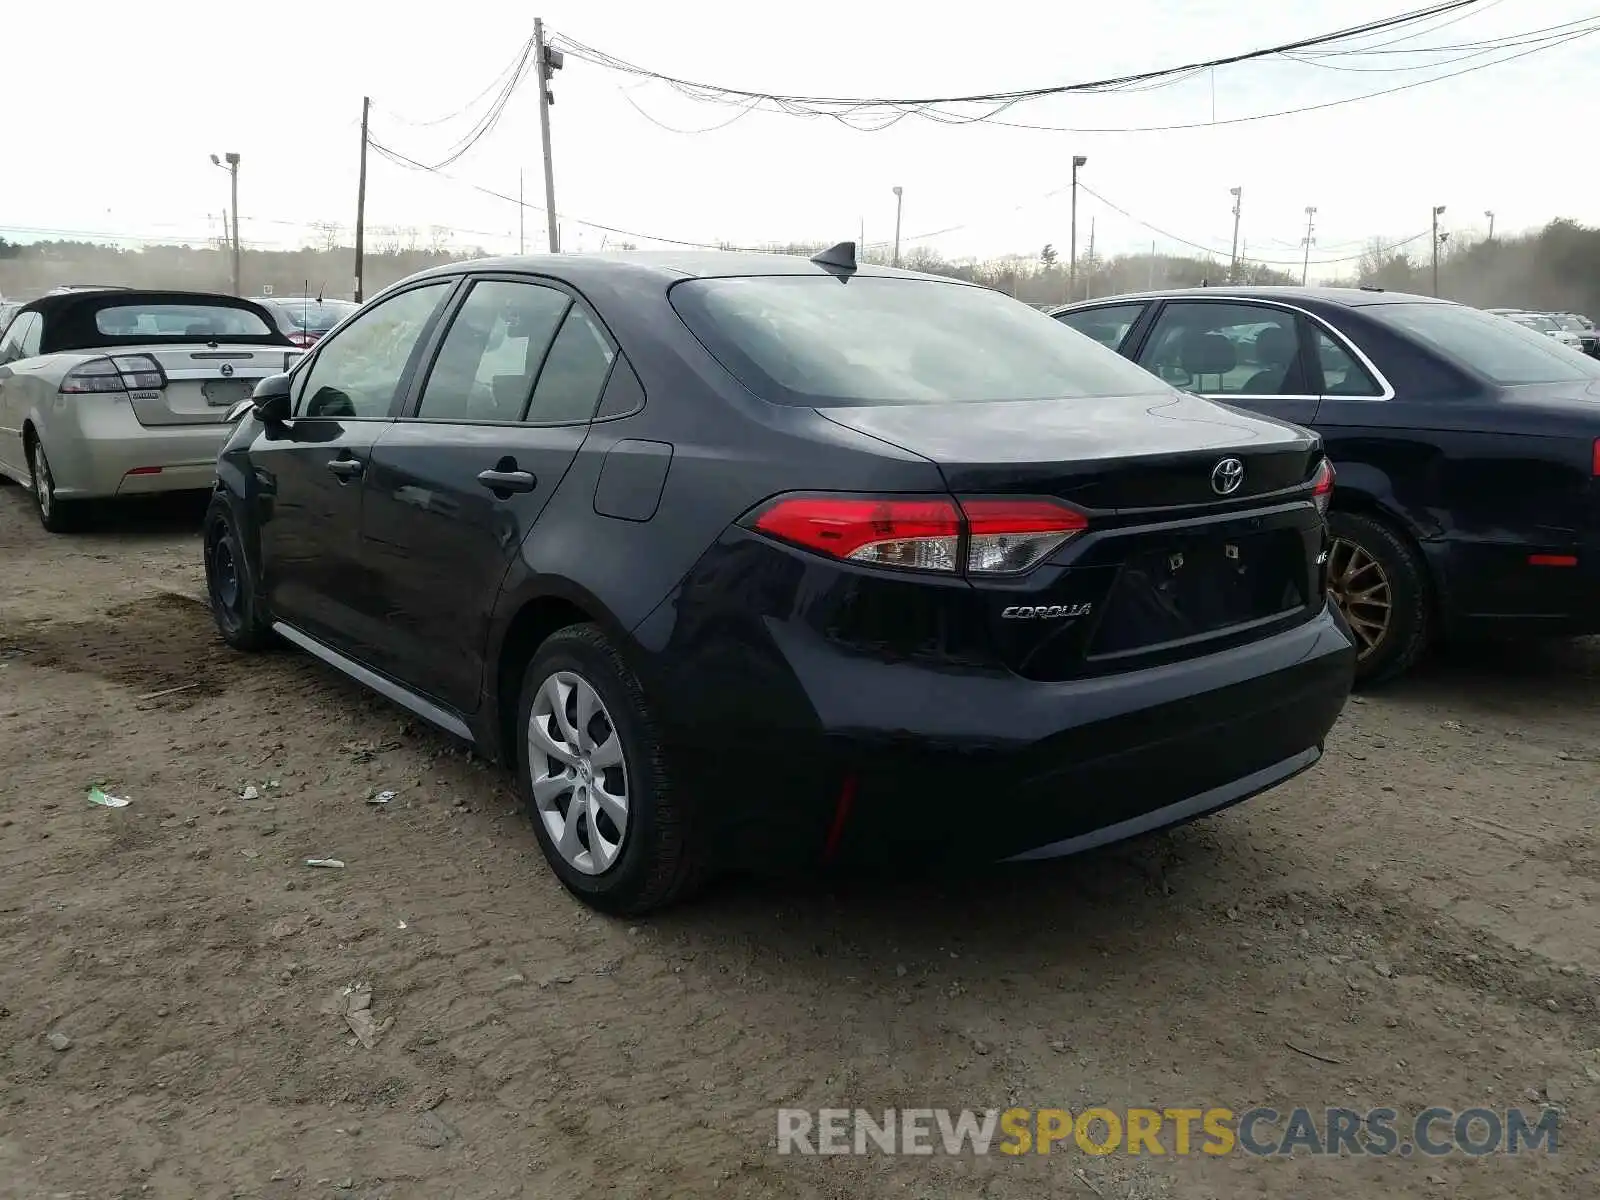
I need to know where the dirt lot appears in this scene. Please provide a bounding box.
[1,485,1598,1199]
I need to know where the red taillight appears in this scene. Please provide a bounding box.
[961,498,1089,574]
[1311,458,1335,515]
[287,331,314,347]
[746,494,1087,576]
[59,354,165,394]
[1591,438,1600,477]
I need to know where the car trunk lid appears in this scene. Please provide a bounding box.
[120,345,304,426]
[815,393,1327,678]
[815,392,1318,511]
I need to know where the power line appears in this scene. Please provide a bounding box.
[367,138,765,250]
[982,21,1600,133]
[1075,184,1431,267]
[550,1,1480,130]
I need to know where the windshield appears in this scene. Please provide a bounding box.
[94,303,273,338]
[272,299,356,331]
[1556,315,1586,331]
[1369,302,1600,386]
[669,275,1168,406]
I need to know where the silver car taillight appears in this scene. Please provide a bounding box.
[59,354,166,394]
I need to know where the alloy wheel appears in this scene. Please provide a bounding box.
[30,442,53,521]
[1328,536,1392,659]
[527,670,630,875]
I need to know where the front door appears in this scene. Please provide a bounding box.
[1133,299,1322,430]
[359,276,618,711]
[253,279,457,656]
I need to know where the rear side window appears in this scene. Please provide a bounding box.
[525,306,616,424]
[1313,329,1382,397]
[1054,302,1146,351]
[416,280,570,421]
[94,303,272,338]
[670,275,1166,407]
[1369,302,1600,386]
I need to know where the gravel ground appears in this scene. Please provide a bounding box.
[1,485,1597,1199]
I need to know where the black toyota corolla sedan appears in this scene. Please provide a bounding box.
[204,248,1355,914]
[1054,287,1600,684]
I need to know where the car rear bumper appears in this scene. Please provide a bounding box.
[44,400,227,499]
[649,596,1355,871]
[1428,538,1600,636]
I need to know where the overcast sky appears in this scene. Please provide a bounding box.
[5,0,1596,280]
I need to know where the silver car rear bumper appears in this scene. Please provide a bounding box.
[45,396,228,499]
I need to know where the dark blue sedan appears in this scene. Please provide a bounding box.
[1054,287,1600,683]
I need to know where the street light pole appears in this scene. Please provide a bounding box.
[1300,206,1316,287]
[1229,187,1242,282]
[1069,155,1087,301]
[891,186,903,268]
[210,152,242,294]
[1484,209,1495,241]
[1432,205,1447,296]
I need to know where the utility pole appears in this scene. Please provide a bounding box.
[1085,217,1096,299]
[1300,206,1317,287]
[210,152,242,294]
[1148,239,1155,290]
[1228,186,1242,282]
[1431,205,1447,296]
[1484,209,1495,241]
[1069,155,1087,301]
[891,186,903,268]
[354,96,370,302]
[519,170,526,254]
[534,18,564,253]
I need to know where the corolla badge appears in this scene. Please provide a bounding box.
[1001,603,1093,620]
[1210,457,1245,495]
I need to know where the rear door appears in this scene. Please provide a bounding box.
[1131,299,1322,430]
[359,275,617,710]
[250,279,459,655]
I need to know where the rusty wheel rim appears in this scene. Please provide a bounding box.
[1328,537,1392,659]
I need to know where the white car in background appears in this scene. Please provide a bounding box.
[1499,310,1584,350]
[0,289,302,531]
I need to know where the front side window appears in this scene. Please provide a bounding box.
[1053,302,1147,351]
[295,283,452,419]
[1370,302,1600,386]
[416,280,570,422]
[1138,302,1309,397]
[0,313,37,364]
[669,275,1166,407]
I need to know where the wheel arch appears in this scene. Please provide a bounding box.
[485,579,638,769]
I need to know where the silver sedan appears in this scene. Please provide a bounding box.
[0,289,303,531]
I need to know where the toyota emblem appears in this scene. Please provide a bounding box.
[220,363,235,377]
[1210,457,1245,496]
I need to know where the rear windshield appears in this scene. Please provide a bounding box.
[273,300,356,331]
[669,275,1167,406]
[94,303,273,339]
[1367,302,1600,386]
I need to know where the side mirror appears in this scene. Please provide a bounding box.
[251,373,293,424]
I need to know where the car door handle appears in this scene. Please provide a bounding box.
[326,457,364,480]
[477,469,537,494]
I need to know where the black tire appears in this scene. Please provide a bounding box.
[516,623,709,916]
[25,433,83,533]
[1327,510,1431,686]
[203,495,276,651]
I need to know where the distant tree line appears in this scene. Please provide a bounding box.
[1,219,1596,315]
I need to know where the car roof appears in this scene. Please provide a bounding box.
[401,250,968,289]
[1052,285,1450,312]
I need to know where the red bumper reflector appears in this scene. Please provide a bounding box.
[1529,554,1577,567]
[821,774,858,865]
[125,467,163,476]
